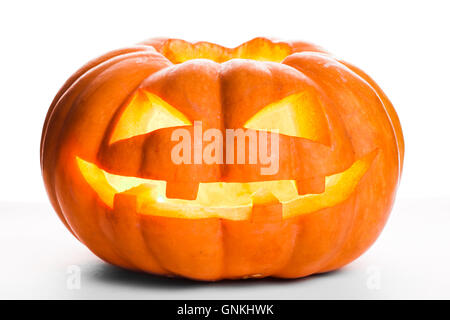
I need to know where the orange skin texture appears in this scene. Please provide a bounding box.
[41,38,404,280]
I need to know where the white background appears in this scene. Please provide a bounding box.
[0,0,449,299]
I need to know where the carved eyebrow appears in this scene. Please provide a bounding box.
[109,90,191,144]
[244,92,330,144]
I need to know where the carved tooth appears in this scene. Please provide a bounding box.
[250,189,282,223]
[165,181,199,200]
[113,184,155,212]
[296,177,325,195]
[113,192,137,212]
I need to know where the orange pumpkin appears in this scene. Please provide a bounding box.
[41,37,404,280]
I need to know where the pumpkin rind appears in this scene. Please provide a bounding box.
[41,37,403,280]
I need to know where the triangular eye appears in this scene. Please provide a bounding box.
[110,90,191,144]
[244,92,330,144]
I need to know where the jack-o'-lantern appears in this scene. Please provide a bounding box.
[41,37,404,280]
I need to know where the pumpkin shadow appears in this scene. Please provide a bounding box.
[87,262,344,290]
[86,263,202,289]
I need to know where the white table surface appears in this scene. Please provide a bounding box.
[1,197,449,299]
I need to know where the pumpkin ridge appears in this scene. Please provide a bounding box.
[41,46,155,164]
[137,215,172,276]
[42,48,158,238]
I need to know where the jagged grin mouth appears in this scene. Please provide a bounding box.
[76,151,375,221]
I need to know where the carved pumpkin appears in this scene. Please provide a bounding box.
[41,37,404,280]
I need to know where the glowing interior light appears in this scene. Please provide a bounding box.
[76,151,376,220]
[161,38,292,64]
[244,92,330,144]
[110,90,191,144]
